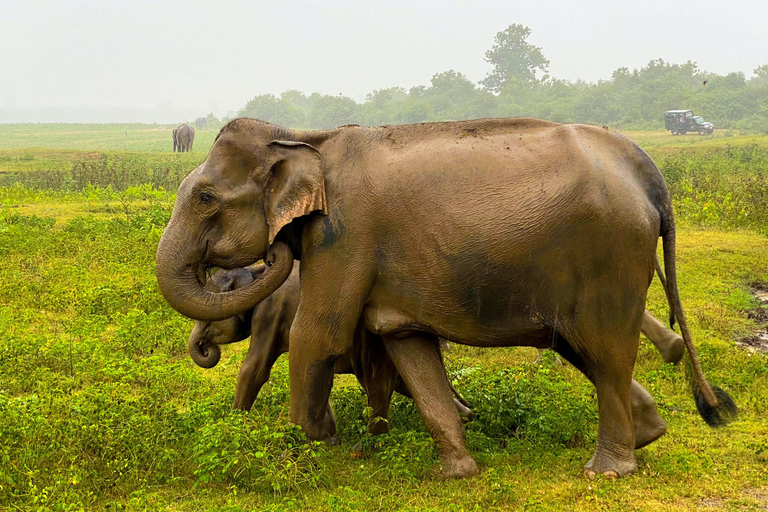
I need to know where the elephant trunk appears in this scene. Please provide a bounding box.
[188,337,221,368]
[187,321,247,369]
[156,237,293,322]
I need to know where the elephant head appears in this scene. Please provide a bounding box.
[187,266,263,368]
[156,119,328,321]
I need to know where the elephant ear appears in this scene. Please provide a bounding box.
[264,140,327,244]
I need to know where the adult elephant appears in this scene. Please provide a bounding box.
[189,263,683,408]
[156,118,735,479]
[195,117,207,131]
[173,124,195,152]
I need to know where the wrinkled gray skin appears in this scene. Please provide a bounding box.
[173,124,195,153]
[195,117,207,131]
[535,309,683,365]
[536,264,684,365]
[188,264,473,434]
[156,118,731,479]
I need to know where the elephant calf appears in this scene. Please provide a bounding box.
[187,264,473,435]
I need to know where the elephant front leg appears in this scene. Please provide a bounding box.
[288,318,353,445]
[382,333,478,478]
[232,339,284,411]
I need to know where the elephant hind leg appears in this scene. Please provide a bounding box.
[382,333,478,478]
[553,331,658,478]
[641,310,684,364]
[554,332,666,453]
[232,342,284,411]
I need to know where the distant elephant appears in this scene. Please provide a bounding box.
[187,264,473,435]
[172,124,195,153]
[156,118,735,479]
[195,117,208,131]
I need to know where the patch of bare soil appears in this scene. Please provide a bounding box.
[743,487,768,510]
[700,496,727,509]
[699,488,768,510]
[737,283,768,353]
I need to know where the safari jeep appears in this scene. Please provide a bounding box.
[665,110,715,135]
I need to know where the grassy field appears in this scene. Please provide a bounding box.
[0,123,222,152]
[0,124,767,154]
[0,123,766,511]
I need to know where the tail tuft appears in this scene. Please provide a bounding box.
[695,386,738,427]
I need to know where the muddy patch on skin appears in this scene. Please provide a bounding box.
[737,283,768,353]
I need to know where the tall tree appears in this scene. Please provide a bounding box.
[481,24,549,93]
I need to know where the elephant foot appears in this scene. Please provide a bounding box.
[635,414,667,449]
[583,453,636,479]
[453,398,474,422]
[660,334,685,364]
[367,418,390,436]
[584,469,619,480]
[302,419,338,445]
[631,380,667,449]
[440,454,479,479]
[323,434,340,447]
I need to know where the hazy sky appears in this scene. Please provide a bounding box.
[2,0,767,121]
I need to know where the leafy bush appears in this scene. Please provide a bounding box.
[652,144,768,234]
[1,153,193,192]
[454,355,598,448]
[191,412,327,493]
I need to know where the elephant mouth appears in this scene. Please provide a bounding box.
[156,239,294,322]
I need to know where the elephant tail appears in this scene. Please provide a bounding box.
[658,211,737,427]
[652,255,676,328]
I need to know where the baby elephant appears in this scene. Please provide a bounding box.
[188,264,472,434]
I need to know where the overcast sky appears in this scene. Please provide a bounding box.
[2,0,767,122]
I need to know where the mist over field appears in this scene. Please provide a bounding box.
[2,0,767,125]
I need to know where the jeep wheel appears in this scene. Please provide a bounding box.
[699,129,707,135]
[671,129,679,135]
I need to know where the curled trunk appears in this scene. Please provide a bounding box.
[156,240,294,322]
[189,338,221,368]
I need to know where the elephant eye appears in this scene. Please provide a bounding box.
[194,189,220,216]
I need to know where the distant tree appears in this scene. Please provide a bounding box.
[481,24,549,93]
[396,99,434,124]
[423,70,497,120]
[205,113,220,129]
[238,94,306,128]
[362,87,408,125]
[307,93,360,129]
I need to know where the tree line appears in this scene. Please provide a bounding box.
[238,25,768,132]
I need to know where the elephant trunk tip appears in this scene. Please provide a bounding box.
[189,338,222,369]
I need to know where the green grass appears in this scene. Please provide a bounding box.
[0,124,766,510]
[0,123,221,152]
[625,130,768,152]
